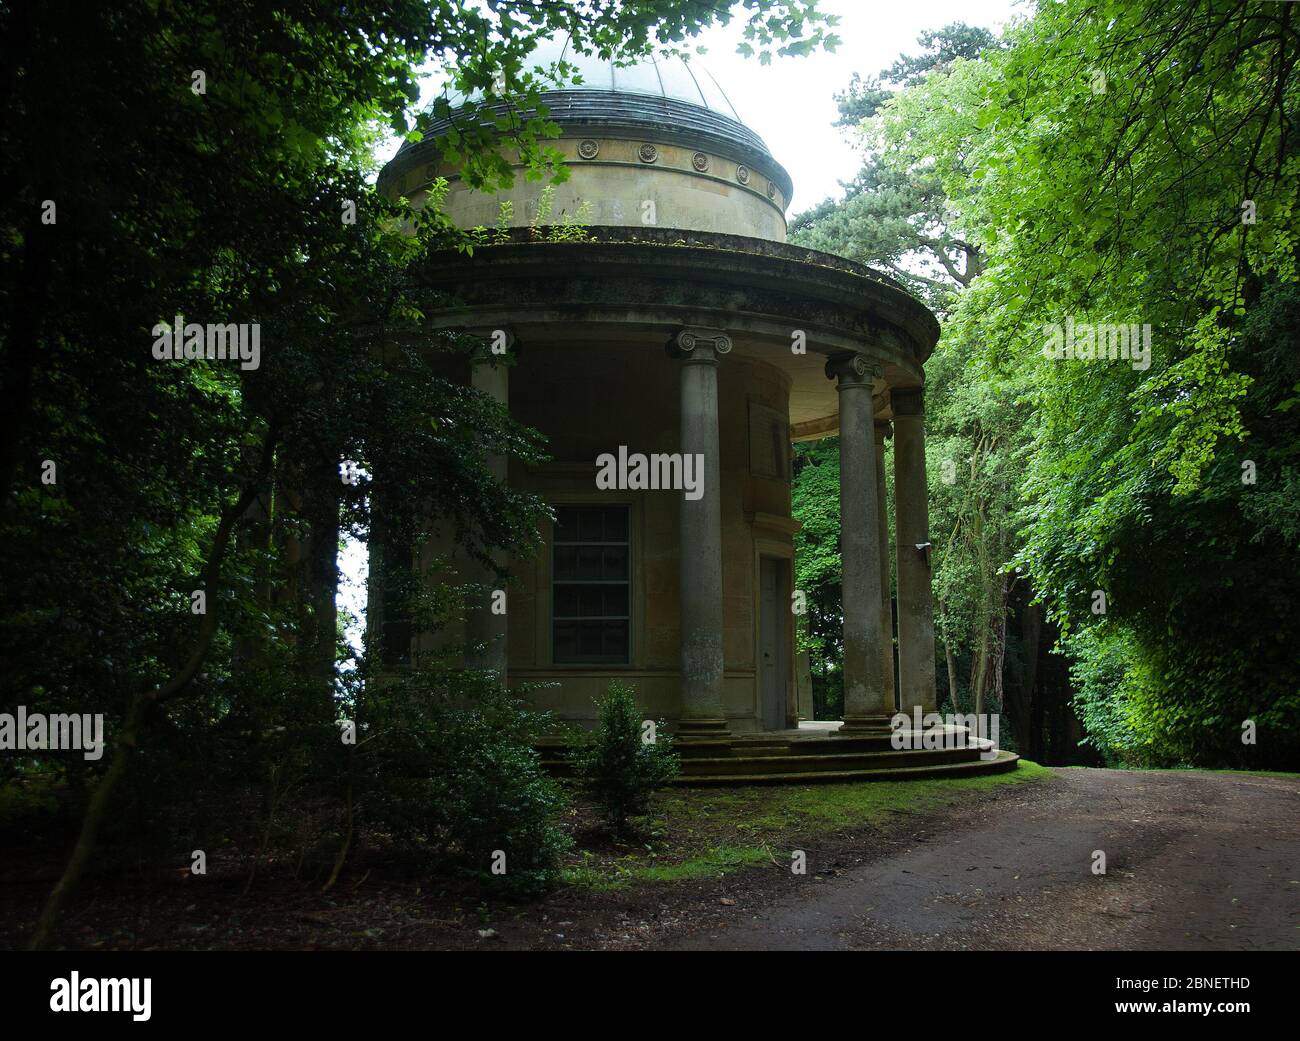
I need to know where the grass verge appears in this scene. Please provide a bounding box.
[560,758,1052,889]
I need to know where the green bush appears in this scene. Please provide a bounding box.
[570,681,679,834]
[358,665,571,895]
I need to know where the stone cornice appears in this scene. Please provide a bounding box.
[419,230,940,371]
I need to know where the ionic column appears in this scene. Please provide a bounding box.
[669,328,730,736]
[465,332,512,677]
[874,419,897,712]
[892,386,938,715]
[826,353,891,734]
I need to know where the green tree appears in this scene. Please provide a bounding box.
[570,682,679,835]
[871,0,1300,767]
[790,23,1001,308]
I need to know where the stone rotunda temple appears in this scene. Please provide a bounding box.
[375,42,1016,781]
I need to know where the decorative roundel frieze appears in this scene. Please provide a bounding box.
[424,163,438,181]
[736,164,750,184]
[578,139,599,159]
[692,151,709,172]
[766,180,777,200]
[638,143,658,163]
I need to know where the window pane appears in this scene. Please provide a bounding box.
[552,506,630,664]
[578,622,603,657]
[382,620,411,666]
[553,545,577,580]
[603,585,629,616]
[604,508,628,541]
[603,621,629,658]
[579,510,604,541]
[579,585,602,617]
[554,585,580,617]
[603,545,628,579]
[576,546,602,580]
[553,622,578,661]
[553,584,629,619]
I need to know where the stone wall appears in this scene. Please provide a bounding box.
[482,338,796,731]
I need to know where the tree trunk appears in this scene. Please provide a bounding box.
[970,627,989,717]
[285,447,340,721]
[936,595,960,714]
[1020,599,1044,760]
[302,475,340,713]
[990,573,1009,714]
[944,639,960,715]
[28,696,144,949]
[28,429,275,949]
[231,477,274,676]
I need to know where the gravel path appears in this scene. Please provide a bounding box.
[668,768,1300,950]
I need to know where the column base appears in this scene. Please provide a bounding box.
[837,714,895,737]
[677,717,731,739]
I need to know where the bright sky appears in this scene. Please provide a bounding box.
[373,0,1025,212]
[667,0,1025,208]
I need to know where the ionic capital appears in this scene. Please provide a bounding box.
[667,327,733,362]
[825,351,881,389]
[466,325,517,363]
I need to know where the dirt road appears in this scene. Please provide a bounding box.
[668,768,1299,950]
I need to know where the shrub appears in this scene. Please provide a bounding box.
[570,681,679,834]
[358,665,571,895]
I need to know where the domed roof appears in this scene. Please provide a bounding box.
[485,39,746,123]
[389,37,791,205]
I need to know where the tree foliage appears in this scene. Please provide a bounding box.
[790,23,1000,307]
[0,0,834,946]
[793,1,1299,767]
[792,438,850,716]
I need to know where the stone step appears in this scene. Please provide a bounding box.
[779,734,994,756]
[541,728,988,757]
[539,735,1002,780]
[717,743,790,758]
[543,743,998,774]
[675,750,1021,786]
[679,745,986,776]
